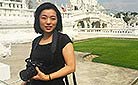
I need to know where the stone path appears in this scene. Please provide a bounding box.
[0,43,138,85]
[75,52,138,85]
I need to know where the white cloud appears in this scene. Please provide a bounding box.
[98,0,138,12]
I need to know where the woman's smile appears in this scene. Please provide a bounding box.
[45,26,52,30]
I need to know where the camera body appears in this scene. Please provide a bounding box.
[19,58,43,81]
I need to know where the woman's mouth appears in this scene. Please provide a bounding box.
[45,26,52,30]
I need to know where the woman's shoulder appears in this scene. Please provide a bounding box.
[32,35,42,44]
[58,32,70,39]
[58,32,73,48]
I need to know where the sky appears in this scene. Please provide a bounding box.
[32,0,138,12]
[33,0,68,6]
[97,0,138,12]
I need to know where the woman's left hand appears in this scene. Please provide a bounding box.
[32,67,48,81]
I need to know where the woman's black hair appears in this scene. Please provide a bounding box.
[34,2,62,34]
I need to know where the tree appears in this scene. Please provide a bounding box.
[114,12,121,18]
[123,16,131,25]
[114,12,125,18]
[131,12,138,17]
[122,12,131,25]
[114,12,137,26]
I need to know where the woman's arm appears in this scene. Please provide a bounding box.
[33,42,76,81]
[50,42,76,79]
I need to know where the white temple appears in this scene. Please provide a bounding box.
[0,0,138,82]
[0,0,34,28]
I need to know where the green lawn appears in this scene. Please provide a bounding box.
[74,38,138,70]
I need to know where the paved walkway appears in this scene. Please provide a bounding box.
[0,43,138,85]
[75,52,138,85]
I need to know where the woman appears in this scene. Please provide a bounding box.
[21,2,76,85]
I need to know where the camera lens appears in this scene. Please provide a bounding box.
[20,66,37,81]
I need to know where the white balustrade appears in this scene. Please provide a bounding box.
[0,63,10,81]
[75,28,138,38]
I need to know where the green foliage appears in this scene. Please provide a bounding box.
[114,11,138,25]
[74,38,138,70]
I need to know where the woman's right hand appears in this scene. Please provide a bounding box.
[21,81,27,85]
[32,67,49,81]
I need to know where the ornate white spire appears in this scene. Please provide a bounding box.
[36,0,41,3]
[22,0,26,4]
[36,0,42,6]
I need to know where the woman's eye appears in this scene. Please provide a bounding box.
[51,17,56,20]
[41,17,47,19]
[51,18,56,20]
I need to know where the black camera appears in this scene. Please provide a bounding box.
[19,58,43,81]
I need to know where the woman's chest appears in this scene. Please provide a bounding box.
[31,44,53,63]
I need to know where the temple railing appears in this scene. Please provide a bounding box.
[78,28,138,35]
[74,27,138,39]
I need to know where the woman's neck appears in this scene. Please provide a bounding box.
[43,32,53,40]
[40,32,53,45]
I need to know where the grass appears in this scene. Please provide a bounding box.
[74,38,138,70]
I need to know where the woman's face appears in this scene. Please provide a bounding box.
[39,9,57,33]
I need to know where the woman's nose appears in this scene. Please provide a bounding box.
[46,18,51,24]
